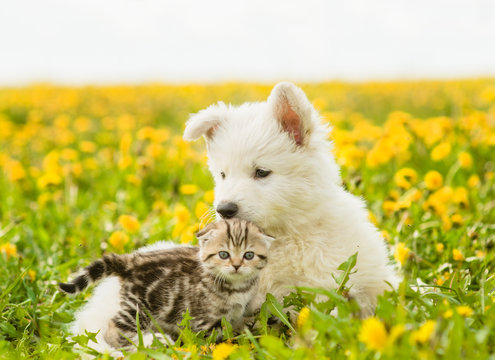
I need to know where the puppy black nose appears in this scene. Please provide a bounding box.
[217,202,238,219]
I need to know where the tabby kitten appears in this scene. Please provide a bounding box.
[59,219,273,348]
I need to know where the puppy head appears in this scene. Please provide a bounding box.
[184,82,340,234]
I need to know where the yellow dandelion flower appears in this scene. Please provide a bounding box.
[441,215,452,231]
[312,97,327,111]
[0,154,9,167]
[424,171,443,190]
[381,230,391,242]
[172,204,191,238]
[37,192,52,206]
[174,203,190,224]
[453,187,469,207]
[397,199,412,210]
[5,160,26,182]
[153,128,170,143]
[74,116,92,132]
[79,141,97,153]
[204,190,215,203]
[452,248,464,261]
[467,174,480,188]
[443,309,453,319]
[70,163,83,177]
[359,317,388,352]
[431,142,451,161]
[109,231,129,250]
[119,133,132,154]
[152,200,168,214]
[388,189,400,201]
[180,226,196,244]
[212,342,237,360]
[54,114,70,128]
[338,144,365,168]
[410,320,436,344]
[118,155,133,169]
[368,211,378,225]
[435,186,454,202]
[118,215,140,233]
[389,324,406,344]
[451,213,463,225]
[297,307,310,328]
[394,242,411,265]
[435,278,445,286]
[405,188,422,202]
[458,152,472,169]
[145,143,163,158]
[435,243,444,253]
[37,172,62,188]
[83,158,99,170]
[137,126,156,140]
[0,243,18,259]
[28,269,36,281]
[180,184,199,195]
[195,201,211,220]
[394,168,418,189]
[42,151,62,174]
[383,200,398,216]
[60,148,78,161]
[126,174,142,186]
[456,305,473,317]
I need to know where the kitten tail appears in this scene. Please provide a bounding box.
[59,254,127,294]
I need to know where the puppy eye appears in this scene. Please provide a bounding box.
[254,168,272,179]
[218,251,230,259]
[220,171,226,179]
[243,251,255,260]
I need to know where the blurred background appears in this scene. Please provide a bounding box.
[1,0,495,85]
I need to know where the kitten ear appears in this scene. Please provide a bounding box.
[183,102,228,142]
[260,234,275,249]
[195,222,217,243]
[267,82,314,146]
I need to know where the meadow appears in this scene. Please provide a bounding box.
[0,80,494,359]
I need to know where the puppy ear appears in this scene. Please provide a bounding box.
[195,222,217,244]
[267,82,314,146]
[183,102,228,141]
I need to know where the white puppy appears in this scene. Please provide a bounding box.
[184,82,399,316]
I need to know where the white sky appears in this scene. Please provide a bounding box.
[1,0,494,85]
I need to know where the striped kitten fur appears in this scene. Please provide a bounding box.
[59,219,273,348]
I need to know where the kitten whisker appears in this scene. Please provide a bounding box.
[199,208,216,227]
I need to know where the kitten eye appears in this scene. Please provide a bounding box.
[243,251,255,260]
[254,168,272,179]
[218,251,230,259]
[220,171,226,179]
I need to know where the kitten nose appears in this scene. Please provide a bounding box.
[217,202,238,219]
[233,265,241,271]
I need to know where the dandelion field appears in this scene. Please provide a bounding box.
[1,80,495,359]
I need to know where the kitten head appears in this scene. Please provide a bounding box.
[196,218,274,282]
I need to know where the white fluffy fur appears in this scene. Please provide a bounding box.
[184,82,399,315]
